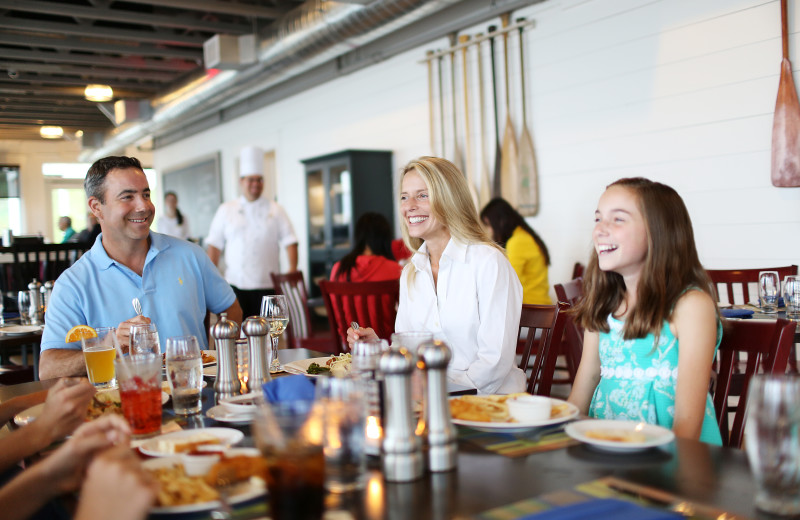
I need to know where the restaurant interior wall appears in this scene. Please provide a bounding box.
[2,0,797,289]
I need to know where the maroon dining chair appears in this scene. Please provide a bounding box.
[553,277,585,383]
[270,271,338,353]
[706,265,797,306]
[712,318,796,448]
[518,302,569,396]
[318,279,400,353]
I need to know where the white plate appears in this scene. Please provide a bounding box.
[163,350,216,368]
[139,427,244,457]
[283,356,334,377]
[219,392,260,414]
[206,405,255,424]
[144,450,265,514]
[203,365,217,377]
[0,324,43,335]
[564,419,675,452]
[451,397,580,434]
[13,389,169,427]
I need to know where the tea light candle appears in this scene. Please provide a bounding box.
[365,414,382,455]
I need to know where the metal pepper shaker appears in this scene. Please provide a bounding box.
[418,339,457,472]
[210,312,241,398]
[27,279,42,324]
[40,281,53,315]
[243,316,271,390]
[379,347,424,482]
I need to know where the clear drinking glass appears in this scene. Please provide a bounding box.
[115,354,162,438]
[81,327,118,389]
[165,335,203,415]
[315,376,367,492]
[16,290,30,324]
[130,322,160,355]
[759,271,781,313]
[745,375,800,515]
[261,295,290,373]
[784,275,800,320]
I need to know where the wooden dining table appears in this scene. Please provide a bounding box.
[0,348,767,520]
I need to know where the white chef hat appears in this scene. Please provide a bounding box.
[239,145,264,177]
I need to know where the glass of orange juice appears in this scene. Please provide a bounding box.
[81,327,118,389]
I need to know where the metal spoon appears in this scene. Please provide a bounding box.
[132,297,143,316]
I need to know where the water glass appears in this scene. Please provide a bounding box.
[759,271,780,313]
[784,275,800,320]
[165,335,203,415]
[253,400,325,520]
[115,354,162,438]
[130,323,160,355]
[81,326,117,389]
[315,376,367,492]
[16,290,30,324]
[745,375,800,515]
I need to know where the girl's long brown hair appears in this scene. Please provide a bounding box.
[573,177,717,339]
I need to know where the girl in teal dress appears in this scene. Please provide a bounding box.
[568,178,723,445]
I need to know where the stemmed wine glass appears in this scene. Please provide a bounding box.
[261,295,289,373]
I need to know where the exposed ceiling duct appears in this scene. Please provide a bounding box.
[80,0,463,162]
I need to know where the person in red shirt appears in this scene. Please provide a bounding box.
[331,212,402,282]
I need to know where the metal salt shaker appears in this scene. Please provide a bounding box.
[210,312,241,398]
[418,339,457,472]
[380,347,424,482]
[40,281,53,314]
[243,316,271,389]
[27,279,42,324]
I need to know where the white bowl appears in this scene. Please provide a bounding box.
[180,451,221,476]
[507,395,552,423]
[219,391,260,415]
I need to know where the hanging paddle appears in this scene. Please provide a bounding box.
[460,34,479,208]
[516,18,539,216]
[437,53,446,158]
[426,50,436,155]
[475,33,493,208]
[488,25,502,198]
[449,33,464,173]
[499,13,519,206]
[772,0,800,186]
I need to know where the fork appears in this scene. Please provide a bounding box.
[209,476,234,520]
[132,298,143,317]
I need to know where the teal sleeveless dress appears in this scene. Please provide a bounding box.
[589,315,723,445]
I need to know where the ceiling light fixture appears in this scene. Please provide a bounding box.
[40,126,64,139]
[84,84,113,102]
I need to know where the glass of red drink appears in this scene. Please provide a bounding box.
[114,354,162,437]
[253,400,326,520]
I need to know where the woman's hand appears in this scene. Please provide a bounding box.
[346,326,378,348]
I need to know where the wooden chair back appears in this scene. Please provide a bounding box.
[706,266,798,305]
[1,243,90,295]
[553,277,585,381]
[319,279,400,353]
[571,262,585,280]
[713,318,796,448]
[518,302,569,396]
[270,271,315,347]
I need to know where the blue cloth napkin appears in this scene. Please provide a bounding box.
[262,375,316,402]
[518,498,683,520]
[720,308,754,318]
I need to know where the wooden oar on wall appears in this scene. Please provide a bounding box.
[460,34,479,208]
[475,33,493,208]
[499,13,519,206]
[516,18,539,216]
[426,50,436,155]
[772,0,800,187]
[488,25,502,198]
[437,53,446,158]
[449,33,464,173]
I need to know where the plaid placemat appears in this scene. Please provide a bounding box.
[474,477,750,520]
[457,425,578,457]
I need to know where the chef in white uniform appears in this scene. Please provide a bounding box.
[206,145,298,319]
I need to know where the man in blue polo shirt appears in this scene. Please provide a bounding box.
[39,156,242,380]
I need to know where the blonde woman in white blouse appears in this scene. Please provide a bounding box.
[157,191,191,240]
[348,156,525,395]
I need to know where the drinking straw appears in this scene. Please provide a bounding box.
[110,329,131,380]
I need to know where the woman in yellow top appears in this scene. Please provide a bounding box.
[480,198,551,304]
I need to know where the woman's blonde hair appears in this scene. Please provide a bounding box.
[398,156,498,258]
[573,177,718,339]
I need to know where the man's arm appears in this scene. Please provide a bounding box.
[286,243,298,272]
[39,349,88,380]
[207,245,221,266]
[220,299,243,325]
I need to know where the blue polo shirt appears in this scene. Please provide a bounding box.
[41,231,236,352]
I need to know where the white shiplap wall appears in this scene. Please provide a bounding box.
[155,0,800,288]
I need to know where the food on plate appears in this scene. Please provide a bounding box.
[149,455,267,507]
[161,351,216,366]
[450,393,568,423]
[584,429,647,443]
[306,353,352,377]
[85,391,123,420]
[156,433,222,454]
[65,324,97,343]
